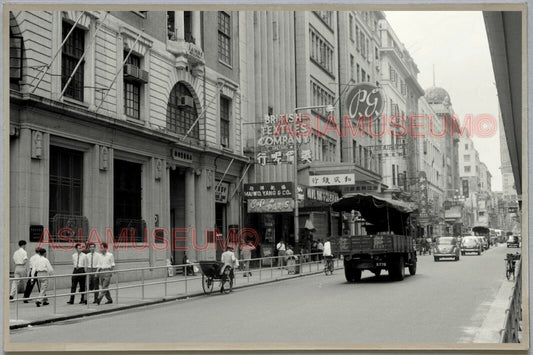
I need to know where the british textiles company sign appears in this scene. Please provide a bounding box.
[256,114,313,166]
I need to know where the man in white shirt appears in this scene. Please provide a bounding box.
[67,243,88,304]
[96,243,115,305]
[10,240,28,301]
[86,242,102,303]
[220,246,238,293]
[323,238,332,258]
[276,240,286,267]
[23,247,42,303]
[32,248,54,307]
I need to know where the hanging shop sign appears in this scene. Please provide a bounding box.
[305,187,339,204]
[215,181,229,203]
[309,173,355,187]
[243,182,293,200]
[345,83,385,120]
[255,113,312,166]
[247,198,295,213]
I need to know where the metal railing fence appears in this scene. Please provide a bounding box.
[500,259,522,343]
[9,252,340,320]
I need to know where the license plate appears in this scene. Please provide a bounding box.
[375,262,386,267]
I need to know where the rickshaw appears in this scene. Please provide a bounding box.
[198,260,233,294]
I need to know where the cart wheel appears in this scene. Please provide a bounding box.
[202,275,213,294]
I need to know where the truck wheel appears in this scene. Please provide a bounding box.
[389,255,405,281]
[344,266,361,282]
[408,261,417,276]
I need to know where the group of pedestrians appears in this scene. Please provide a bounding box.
[9,240,115,307]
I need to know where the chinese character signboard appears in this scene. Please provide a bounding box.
[309,173,355,186]
[243,182,293,199]
[215,181,229,203]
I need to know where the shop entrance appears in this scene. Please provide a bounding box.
[169,169,186,267]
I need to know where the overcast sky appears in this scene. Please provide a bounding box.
[384,11,503,191]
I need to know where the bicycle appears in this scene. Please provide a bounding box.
[505,253,520,280]
[324,255,334,275]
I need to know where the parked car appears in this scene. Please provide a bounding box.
[434,237,460,261]
[507,235,521,248]
[461,236,482,255]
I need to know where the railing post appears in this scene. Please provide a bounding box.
[184,265,188,296]
[15,277,19,320]
[259,257,262,281]
[164,265,168,297]
[141,269,145,299]
[115,271,119,304]
[86,271,90,309]
[53,276,57,314]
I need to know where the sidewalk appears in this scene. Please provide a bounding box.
[9,260,333,329]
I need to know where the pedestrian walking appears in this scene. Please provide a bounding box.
[86,242,102,303]
[317,239,324,261]
[10,240,28,301]
[23,247,42,303]
[241,240,255,277]
[276,240,286,267]
[32,248,54,307]
[311,239,318,261]
[67,243,88,304]
[96,243,115,305]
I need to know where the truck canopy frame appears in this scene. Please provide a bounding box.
[331,193,417,236]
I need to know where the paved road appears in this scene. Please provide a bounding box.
[10,244,513,345]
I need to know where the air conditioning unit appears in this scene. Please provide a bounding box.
[124,64,149,83]
[177,95,194,107]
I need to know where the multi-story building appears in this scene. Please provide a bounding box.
[458,136,495,228]
[416,96,446,237]
[377,17,424,196]
[239,11,390,253]
[9,10,248,283]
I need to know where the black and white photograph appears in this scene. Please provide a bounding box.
[3,2,528,352]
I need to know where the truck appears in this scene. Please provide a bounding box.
[331,193,418,282]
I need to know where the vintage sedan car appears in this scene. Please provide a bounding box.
[461,236,482,255]
[507,235,521,248]
[434,237,461,261]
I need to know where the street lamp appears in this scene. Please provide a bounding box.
[292,104,334,253]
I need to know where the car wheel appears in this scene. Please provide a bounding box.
[434,256,439,262]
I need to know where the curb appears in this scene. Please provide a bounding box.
[10,267,338,330]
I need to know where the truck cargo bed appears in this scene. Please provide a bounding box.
[332,234,415,255]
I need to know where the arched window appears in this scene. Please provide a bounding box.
[167,82,199,139]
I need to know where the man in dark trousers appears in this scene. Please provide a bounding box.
[23,247,42,303]
[86,242,102,303]
[67,243,87,304]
